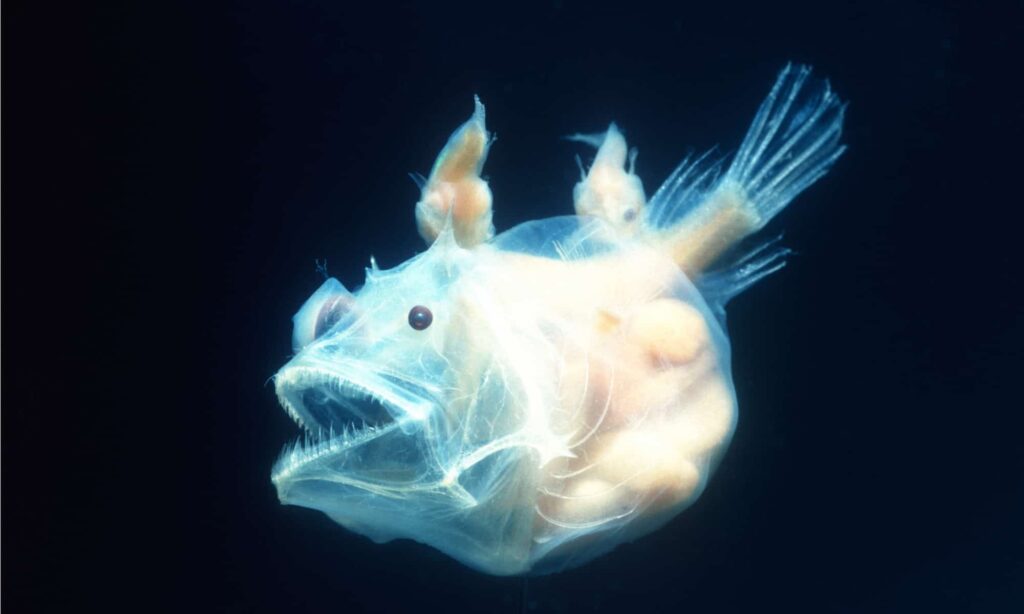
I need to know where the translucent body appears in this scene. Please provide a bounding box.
[271,64,845,575]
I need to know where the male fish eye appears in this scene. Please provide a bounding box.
[408,305,433,330]
[623,208,637,222]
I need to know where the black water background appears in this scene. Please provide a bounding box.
[5,2,1023,612]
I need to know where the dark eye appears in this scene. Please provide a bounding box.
[408,305,433,330]
[623,208,637,222]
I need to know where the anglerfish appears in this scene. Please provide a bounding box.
[270,64,845,575]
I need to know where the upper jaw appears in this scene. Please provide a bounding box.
[275,360,437,432]
[271,359,439,481]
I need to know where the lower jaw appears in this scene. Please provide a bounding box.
[271,418,401,484]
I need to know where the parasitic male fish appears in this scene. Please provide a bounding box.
[271,64,845,575]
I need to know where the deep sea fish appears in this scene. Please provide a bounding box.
[271,64,845,575]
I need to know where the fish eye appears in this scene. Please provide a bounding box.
[623,208,637,222]
[408,305,433,330]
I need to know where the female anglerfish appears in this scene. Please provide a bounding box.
[271,65,845,575]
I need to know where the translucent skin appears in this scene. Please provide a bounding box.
[271,64,845,575]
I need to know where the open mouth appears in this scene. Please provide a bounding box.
[271,365,434,483]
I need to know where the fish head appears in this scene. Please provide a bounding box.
[271,235,547,573]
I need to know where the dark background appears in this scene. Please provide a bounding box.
[5,1,1023,612]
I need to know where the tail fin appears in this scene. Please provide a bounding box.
[645,64,845,278]
[723,63,846,229]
